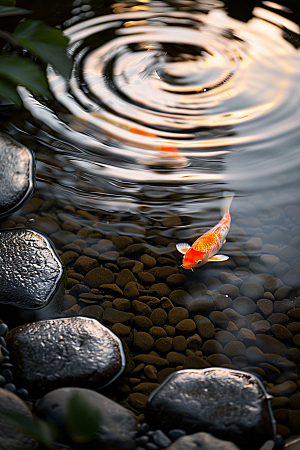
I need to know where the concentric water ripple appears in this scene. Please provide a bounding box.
[16,2,300,213]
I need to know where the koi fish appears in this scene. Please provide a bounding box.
[176,192,234,270]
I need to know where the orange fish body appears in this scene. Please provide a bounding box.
[176,193,234,270]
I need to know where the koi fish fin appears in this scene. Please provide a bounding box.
[207,254,229,262]
[221,191,235,216]
[176,242,191,254]
[223,239,226,244]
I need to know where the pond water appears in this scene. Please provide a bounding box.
[1,0,300,442]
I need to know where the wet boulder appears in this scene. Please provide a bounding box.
[0,228,64,325]
[0,387,38,449]
[6,317,125,397]
[0,133,35,218]
[146,368,276,449]
[35,387,137,450]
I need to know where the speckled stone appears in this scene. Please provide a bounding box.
[6,317,125,396]
[0,134,35,218]
[74,255,98,275]
[194,316,215,339]
[271,324,293,341]
[36,387,137,450]
[150,309,167,327]
[116,269,135,289]
[84,267,115,288]
[175,319,196,335]
[168,307,189,326]
[0,228,63,312]
[146,368,275,449]
[133,332,154,353]
[166,274,188,288]
[256,299,273,317]
[133,316,153,331]
[123,281,140,299]
[102,307,132,324]
[169,289,193,307]
[156,266,177,281]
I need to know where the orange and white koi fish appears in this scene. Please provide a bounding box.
[176,192,234,270]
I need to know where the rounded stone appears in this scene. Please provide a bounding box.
[186,334,202,350]
[168,307,189,326]
[239,282,264,301]
[274,286,293,301]
[202,339,224,356]
[151,283,171,299]
[111,235,134,250]
[6,317,125,396]
[206,354,231,366]
[112,323,131,338]
[128,392,148,411]
[84,267,115,288]
[267,313,289,325]
[154,338,173,354]
[289,392,300,410]
[166,351,186,365]
[209,311,229,329]
[173,336,187,352]
[256,299,273,317]
[175,319,196,335]
[215,330,237,346]
[224,341,246,358]
[112,298,131,311]
[133,316,153,331]
[169,289,193,307]
[256,334,288,356]
[150,309,168,327]
[166,274,188,289]
[288,322,300,335]
[232,297,256,315]
[132,300,152,317]
[188,297,214,316]
[237,328,257,346]
[137,272,156,285]
[74,255,98,275]
[79,305,104,321]
[286,348,300,363]
[140,254,156,269]
[223,308,246,329]
[183,355,210,369]
[283,268,300,288]
[133,332,154,353]
[219,284,239,299]
[156,266,177,281]
[271,324,293,341]
[149,326,167,339]
[264,277,284,293]
[251,320,271,334]
[116,269,135,289]
[213,294,233,311]
[267,381,297,397]
[194,316,215,339]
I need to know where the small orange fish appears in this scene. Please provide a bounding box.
[176,192,234,270]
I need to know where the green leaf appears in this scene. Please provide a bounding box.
[0,55,49,95]
[66,392,101,443]
[0,78,22,107]
[0,0,15,5]
[13,19,72,78]
[0,6,30,16]
[0,411,58,449]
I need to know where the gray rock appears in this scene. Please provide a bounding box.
[0,228,64,323]
[165,432,241,450]
[35,387,137,450]
[0,133,35,218]
[146,368,276,449]
[6,316,125,397]
[0,387,38,449]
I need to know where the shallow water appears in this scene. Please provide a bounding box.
[2,0,300,221]
[2,0,300,441]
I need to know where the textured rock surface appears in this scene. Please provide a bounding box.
[0,387,38,450]
[35,387,137,450]
[6,317,125,396]
[165,432,241,450]
[0,228,63,308]
[146,368,276,449]
[0,133,35,218]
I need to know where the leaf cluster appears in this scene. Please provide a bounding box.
[0,0,71,107]
[0,391,102,449]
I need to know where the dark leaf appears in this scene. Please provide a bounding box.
[13,19,72,78]
[66,392,101,443]
[0,55,49,95]
[0,0,15,5]
[0,411,58,448]
[0,6,30,16]
[0,78,22,107]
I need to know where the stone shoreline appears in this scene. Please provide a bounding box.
[1,134,300,449]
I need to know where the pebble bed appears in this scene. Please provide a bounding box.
[1,195,300,447]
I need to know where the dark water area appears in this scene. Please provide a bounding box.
[2,0,300,442]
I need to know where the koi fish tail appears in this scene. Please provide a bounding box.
[221,191,235,216]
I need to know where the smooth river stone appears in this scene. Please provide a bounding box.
[146,368,276,449]
[0,387,38,449]
[35,387,137,450]
[0,133,35,218]
[0,228,64,322]
[6,316,125,396]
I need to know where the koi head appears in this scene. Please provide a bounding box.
[182,248,209,269]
